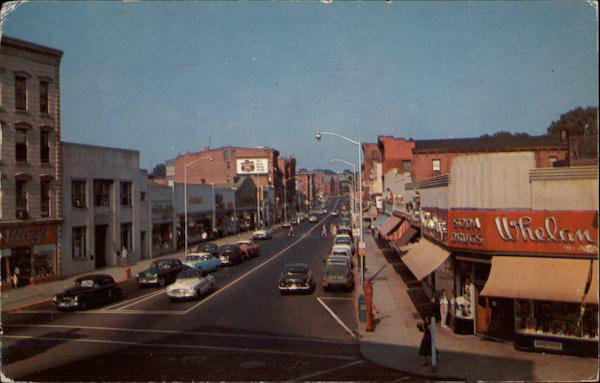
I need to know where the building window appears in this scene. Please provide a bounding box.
[40,130,50,163]
[223,150,228,160]
[121,223,132,250]
[15,75,27,111]
[140,191,146,202]
[120,181,132,206]
[72,227,87,260]
[72,180,86,208]
[549,156,558,167]
[15,128,27,162]
[15,180,27,215]
[40,179,50,217]
[432,159,441,172]
[403,160,411,173]
[94,180,111,207]
[40,80,49,114]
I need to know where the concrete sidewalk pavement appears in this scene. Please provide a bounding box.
[0,228,272,312]
[356,233,599,382]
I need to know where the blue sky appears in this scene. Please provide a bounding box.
[2,1,597,171]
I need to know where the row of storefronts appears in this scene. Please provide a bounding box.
[371,155,598,356]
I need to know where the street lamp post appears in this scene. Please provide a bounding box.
[316,131,365,286]
[184,156,213,256]
[210,183,216,238]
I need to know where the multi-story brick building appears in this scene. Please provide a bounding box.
[362,142,382,202]
[277,156,297,220]
[0,36,63,288]
[296,170,315,210]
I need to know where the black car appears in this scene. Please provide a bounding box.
[137,258,184,287]
[218,244,244,266]
[278,263,315,294]
[53,274,123,310]
[194,242,219,257]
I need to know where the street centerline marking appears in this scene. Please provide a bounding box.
[316,296,357,339]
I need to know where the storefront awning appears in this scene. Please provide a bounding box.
[390,221,418,245]
[584,260,598,304]
[378,216,401,238]
[401,240,451,281]
[373,215,389,228]
[480,256,590,303]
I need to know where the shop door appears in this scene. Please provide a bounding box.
[95,225,108,268]
[486,297,515,341]
[12,247,31,286]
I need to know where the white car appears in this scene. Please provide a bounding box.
[333,234,355,254]
[326,255,352,269]
[166,267,216,301]
[308,215,318,223]
[252,227,272,240]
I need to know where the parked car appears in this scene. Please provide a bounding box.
[329,246,353,265]
[331,210,339,217]
[237,240,260,259]
[336,227,353,239]
[194,242,219,257]
[278,263,315,294]
[333,234,355,254]
[53,274,123,310]
[281,221,292,228]
[183,252,221,273]
[308,215,318,223]
[166,267,216,301]
[137,258,184,287]
[326,255,352,269]
[218,244,244,265]
[239,221,252,231]
[252,227,273,240]
[322,262,354,292]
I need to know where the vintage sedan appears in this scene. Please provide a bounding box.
[237,240,260,259]
[53,274,123,310]
[252,227,272,240]
[194,242,219,257]
[183,252,221,273]
[166,267,216,301]
[218,244,244,265]
[278,263,315,294]
[137,258,184,287]
[308,215,318,223]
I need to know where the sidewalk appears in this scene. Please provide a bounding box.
[1,228,273,312]
[356,233,599,381]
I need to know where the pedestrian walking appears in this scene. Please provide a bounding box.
[120,246,128,266]
[321,225,328,237]
[439,290,449,328]
[288,225,295,236]
[418,317,432,366]
[11,266,20,289]
[330,223,337,237]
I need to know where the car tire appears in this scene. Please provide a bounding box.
[158,277,166,288]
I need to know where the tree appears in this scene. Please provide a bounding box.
[150,163,166,178]
[546,106,598,137]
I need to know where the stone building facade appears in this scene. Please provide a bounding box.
[0,36,63,288]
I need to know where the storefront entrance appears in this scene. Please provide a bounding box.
[95,225,108,268]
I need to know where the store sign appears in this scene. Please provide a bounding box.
[236,158,269,175]
[421,208,448,243]
[0,225,57,248]
[447,210,598,256]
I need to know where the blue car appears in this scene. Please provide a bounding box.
[183,252,221,273]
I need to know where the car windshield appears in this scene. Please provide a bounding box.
[185,255,207,261]
[177,268,201,279]
[335,237,352,245]
[77,279,95,288]
[333,251,348,256]
[156,261,173,269]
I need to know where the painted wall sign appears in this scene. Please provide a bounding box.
[447,210,598,256]
[0,225,57,248]
[236,158,269,175]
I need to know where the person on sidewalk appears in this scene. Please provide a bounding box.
[439,290,449,328]
[418,317,432,366]
[120,246,128,266]
[288,225,295,236]
[11,266,20,289]
[321,225,328,237]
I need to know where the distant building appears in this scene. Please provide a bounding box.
[0,36,63,288]
[60,143,150,277]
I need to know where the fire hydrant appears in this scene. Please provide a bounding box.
[364,279,374,332]
[124,266,131,279]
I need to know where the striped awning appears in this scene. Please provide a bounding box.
[391,221,418,245]
[372,215,389,228]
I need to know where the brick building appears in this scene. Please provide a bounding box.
[0,36,63,288]
[296,170,315,210]
[362,142,382,202]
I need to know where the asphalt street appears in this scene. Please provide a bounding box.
[2,198,417,381]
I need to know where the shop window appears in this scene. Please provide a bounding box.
[515,300,598,340]
[39,80,49,114]
[40,179,50,217]
[40,130,50,163]
[15,179,28,216]
[432,159,441,172]
[72,226,87,260]
[140,191,146,202]
[121,223,132,250]
[32,244,55,277]
[120,181,132,207]
[94,180,111,207]
[72,180,86,208]
[15,128,27,162]
[15,75,27,111]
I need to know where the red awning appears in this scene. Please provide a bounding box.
[378,216,401,237]
[391,221,418,245]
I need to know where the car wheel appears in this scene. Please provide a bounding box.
[158,277,166,287]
